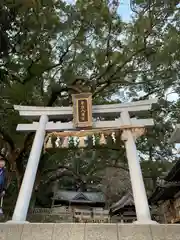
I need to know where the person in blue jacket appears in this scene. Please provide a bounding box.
[0,157,7,215]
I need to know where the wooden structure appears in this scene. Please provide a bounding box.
[72,93,92,128]
[149,160,180,223]
[109,193,136,223]
[11,98,157,223]
[51,190,109,223]
[149,123,180,223]
[52,190,105,208]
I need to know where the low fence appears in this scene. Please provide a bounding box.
[28,207,110,223]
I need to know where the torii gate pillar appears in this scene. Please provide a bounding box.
[11,115,48,222]
[121,111,154,223]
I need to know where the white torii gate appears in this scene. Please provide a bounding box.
[10,99,157,224]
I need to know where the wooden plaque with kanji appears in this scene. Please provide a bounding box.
[72,93,92,128]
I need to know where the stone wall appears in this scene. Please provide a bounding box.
[0,213,73,223]
[0,223,179,240]
[0,208,110,223]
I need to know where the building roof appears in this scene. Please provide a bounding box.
[149,186,180,205]
[110,193,134,213]
[164,160,180,182]
[149,159,180,205]
[53,190,105,203]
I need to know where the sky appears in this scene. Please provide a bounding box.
[117,0,132,22]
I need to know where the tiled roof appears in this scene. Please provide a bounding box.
[149,159,180,205]
[110,193,134,212]
[164,159,180,182]
[149,185,180,204]
[53,190,105,202]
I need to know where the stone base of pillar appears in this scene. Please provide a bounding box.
[6,220,29,224]
[133,220,158,224]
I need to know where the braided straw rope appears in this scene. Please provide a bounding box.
[43,128,121,151]
[43,126,145,151]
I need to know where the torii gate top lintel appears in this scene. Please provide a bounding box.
[14,98,157,132]
[14,98,157,121]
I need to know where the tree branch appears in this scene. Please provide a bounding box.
[42,168,83,185]
[42,164,75,175]
[22,41,72,85]
[106,21,112,59]
[22,55,42,84]
[92,47,146,97]
[0,128,15,151]
[47,83,84,106]
[109,47,146,80]
[15,132,35,175]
